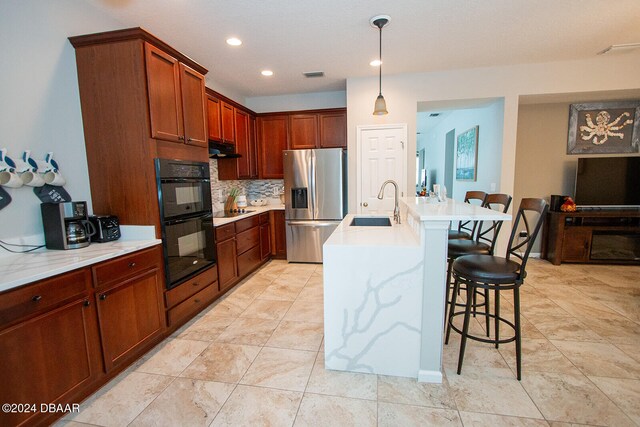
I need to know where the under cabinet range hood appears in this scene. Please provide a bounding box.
[209,141,241,159]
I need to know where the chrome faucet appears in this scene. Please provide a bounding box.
[377,180,401,224]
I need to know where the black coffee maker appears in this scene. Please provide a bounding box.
[41,201,96,250]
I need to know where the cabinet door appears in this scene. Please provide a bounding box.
[145,43,184,143]
[221,101,235,144]
[207,95,222,141]
[95,268,164,372]
[249,114,259,178]
[290,114,319,149]
[561,227,592,262]
[273,210,287,258]
[260,222,271,261]
[319,111,347,148]
[235,109,251,178]
[217,238,239,292]
[180,63,208,147]
[258,115,289,179]
[0,298,101,427]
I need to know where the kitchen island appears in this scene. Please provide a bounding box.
[323,197,510,383]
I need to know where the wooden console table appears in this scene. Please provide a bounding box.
[541,209,640,265]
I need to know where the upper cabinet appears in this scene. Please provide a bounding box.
[319,111,347,148]
[145,43,207,148]
[288,109,347,150]
[289,114,319,149]
[207,95,222,141]
[221,101,235,144]
[258,115,289,179]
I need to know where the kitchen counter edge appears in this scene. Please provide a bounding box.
[213,205,284,227]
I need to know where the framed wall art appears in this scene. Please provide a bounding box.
[567,101,640,154]
[456,126,478,181]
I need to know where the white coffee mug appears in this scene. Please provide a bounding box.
[44,170,66,186]
[0,170,24,188]
[20,171,45,187]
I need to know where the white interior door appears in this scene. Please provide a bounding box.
[357,124,407,214]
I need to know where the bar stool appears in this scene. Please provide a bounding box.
[444,193,512,325]
[445,198,548,380]
[448,191,487,240]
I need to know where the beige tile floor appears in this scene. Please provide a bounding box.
[58,259,640,426]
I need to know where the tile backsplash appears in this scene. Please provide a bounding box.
[209,160,284,211]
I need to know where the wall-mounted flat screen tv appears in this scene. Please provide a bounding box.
[574,157,640,207]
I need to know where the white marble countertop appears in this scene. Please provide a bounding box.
[324,214,420,248]
[403,197,512,221]
[0,226,161,293]
[213,204,284,226]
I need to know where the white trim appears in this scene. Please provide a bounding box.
[418,369,443,383]
[356,123,408,214]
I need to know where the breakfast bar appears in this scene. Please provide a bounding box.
[323,197,510,383]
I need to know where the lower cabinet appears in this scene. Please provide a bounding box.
[216,236,239,292]
[260,221,271,261]
[0,296,101,427]
[0,246,166,427]
[165,267,219,329]
[95,268,165,372]
[272,210,287,258]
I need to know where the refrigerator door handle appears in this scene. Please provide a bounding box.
[287,221,338,227]
[310,150,316,219]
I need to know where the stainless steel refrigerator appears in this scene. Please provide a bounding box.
[284,148,347,263]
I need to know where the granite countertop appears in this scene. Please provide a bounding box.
[0,226,161,293]
[323,214,420,248]
[213,204,284,226]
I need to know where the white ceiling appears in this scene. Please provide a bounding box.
[85,0,640,99]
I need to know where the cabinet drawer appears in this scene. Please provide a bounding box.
[215,223,236,242]
[237,245,262,277]
[165,267,218,309]
[0,269,91,327]
[235,215,260,233]
[259,212,269,225]
[236,226,260,255]
[167,282,218,327]
[93,246,161,288]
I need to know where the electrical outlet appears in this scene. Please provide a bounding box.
[518,231,528,238]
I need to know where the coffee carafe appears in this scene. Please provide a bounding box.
[41,201,96,249]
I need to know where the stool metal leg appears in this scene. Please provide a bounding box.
[494,288,501,349]
[484,288,490,337]
[457,283,474,375]
[514,286,522,380]
[445,277,460,345]
[444,259,453,328]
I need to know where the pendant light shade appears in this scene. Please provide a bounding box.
[371,15,390,116]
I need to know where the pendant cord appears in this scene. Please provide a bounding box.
[378,25,382,95]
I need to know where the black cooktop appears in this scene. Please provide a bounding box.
[212,209,255,218]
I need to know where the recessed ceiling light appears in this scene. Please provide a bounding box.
[226,37,242,46]
[261,70,273,76]
[370,59,382,67]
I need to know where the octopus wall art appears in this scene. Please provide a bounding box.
[568,101,640,154]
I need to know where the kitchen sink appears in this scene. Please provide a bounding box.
[350,217,392,227]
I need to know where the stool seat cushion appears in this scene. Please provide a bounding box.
[448,230,471,240]
[452,254,521,283]
[448,240,491,258]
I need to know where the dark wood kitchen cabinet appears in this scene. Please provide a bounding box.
[260,213,271,261]
[216,224,239,292]
[258,115,289,179]
[207,95,222,141]
[289,114,319,149]
[319,110,347,148]
[272,210,287,258]
[70,27,209,232]
[221,101,236,144]
[93,246,165,373]
[218,108,259,180]
[0,269,102,427]
[145,43,207,148]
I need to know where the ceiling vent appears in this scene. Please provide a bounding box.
[429,113,440,117]
[303,71,325,78]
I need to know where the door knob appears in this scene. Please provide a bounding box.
[363,202,368,207]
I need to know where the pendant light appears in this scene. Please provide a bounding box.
[371,15,390,115]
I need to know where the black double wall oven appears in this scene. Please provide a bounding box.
[156,159,216,289]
